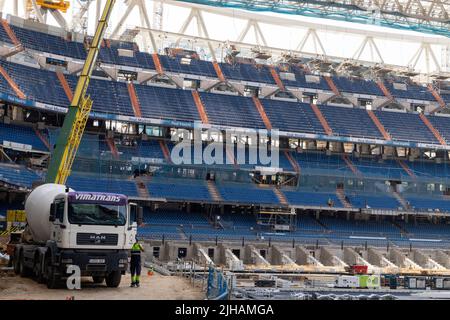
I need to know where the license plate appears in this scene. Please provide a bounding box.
[89,259,106,264]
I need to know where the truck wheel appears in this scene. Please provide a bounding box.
[34,256,45,284]
[46,266,60,289]
[45,257,60,289]
[92,276,105,284]
[105,271,121,288]
[19,252,32,277]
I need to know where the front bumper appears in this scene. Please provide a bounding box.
[58,249,128,275]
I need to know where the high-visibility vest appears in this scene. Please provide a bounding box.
[131,243,143,256]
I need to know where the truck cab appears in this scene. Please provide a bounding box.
[50,192,137,250]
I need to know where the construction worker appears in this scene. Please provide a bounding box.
[130,238,145,288]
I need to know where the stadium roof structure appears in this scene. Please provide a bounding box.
[1,0,449,77]
[177,0,450,38]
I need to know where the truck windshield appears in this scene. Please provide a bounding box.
[68,203,126,226]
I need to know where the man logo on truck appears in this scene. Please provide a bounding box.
[89,235,107,244]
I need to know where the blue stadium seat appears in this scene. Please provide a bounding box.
[374,110,439,144]
[319,105,383,139]
[147,178,212,201]
[283,190,342,207]
[135,85,200,122]
[66,175,139,197]
[384,80,435,101]
[217,183,279,205]
[200,92,266,129]
[0,163,43,188]
[261,99,326,134]
[332,76,383,96]
[219,62,275,84]
[0,122,48,151]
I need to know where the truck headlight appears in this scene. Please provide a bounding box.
[119,259,128,263]
[61,258,73,264]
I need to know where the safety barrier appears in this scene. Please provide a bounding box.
[207,266,229,300]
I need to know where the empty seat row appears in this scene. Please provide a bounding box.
[2,59,450,148]
[1,22,447,105]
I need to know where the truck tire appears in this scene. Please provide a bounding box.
[92,276,105,284]
[34,255,45,284]
[105,271,121,288]
[19,252,32,277]
[45,257,60,289]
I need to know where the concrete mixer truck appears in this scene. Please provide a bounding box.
[12,184,142,289]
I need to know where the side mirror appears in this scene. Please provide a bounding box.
[137,206,143,226]
[49,203,56,222]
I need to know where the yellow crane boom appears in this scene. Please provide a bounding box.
[46,0,116,184]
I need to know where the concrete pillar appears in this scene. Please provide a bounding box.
[368,248,397,268]
[218,244,244,271]
[193,243,214,266]
[296,246,323,266]
[390,248,422,269]
[271,245,285,265]
[271,246,296,265]
[319,247,347,267]
[389,248,406,267]
[161,241,172,262]
[435,251,450,268]
[244,245,270,266]
[412,250,445,270]
[344,247,371,267]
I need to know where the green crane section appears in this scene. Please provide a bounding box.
[46,0,116,184]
